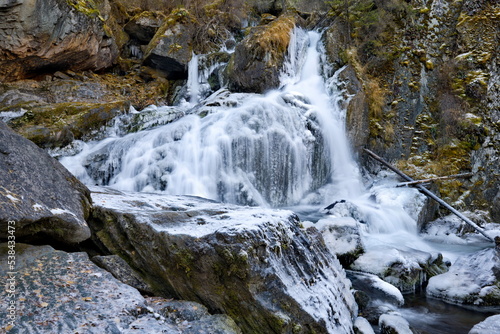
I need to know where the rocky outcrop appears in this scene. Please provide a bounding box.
[0,243,241,333]
[0,0,119,81]
[88,187,358,334]
[427,247,500,306]
[143,8,196,80]
[0,122,91,244]
[226,14,297,93]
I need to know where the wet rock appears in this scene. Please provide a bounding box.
[347,270,404,325]
[347,271,404,307]
[0,122,91,244]
[469,314,500,334]
[92,255,153,295]
[147,299,242,334]
[427,247,500,306]
[0,243,239,333]
[340,65,370,153]
[226,14,297,93]
[0,0,119,81]
[88,187,358,333]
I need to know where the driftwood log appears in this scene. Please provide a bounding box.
[363,148,494,243]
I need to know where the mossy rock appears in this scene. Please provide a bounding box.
[226,13,297,93]
[8,100,130,148]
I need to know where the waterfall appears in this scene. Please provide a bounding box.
[62,29,344,207]
[60,29,422,239]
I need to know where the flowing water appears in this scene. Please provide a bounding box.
[60,29,495,332]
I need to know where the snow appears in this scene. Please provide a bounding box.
[90,186,296,239]
[469,314,500,334]
[426,248,499,305]
[32,203,44,211]
[50,208,78,217]
[354,317,375,334]
[314,216,362,256]
[379,313,413,334]
[349,270,404,306]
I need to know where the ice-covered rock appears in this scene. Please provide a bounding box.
[351,246,448,294]
[88,187,358,333]
[0,243,239,333]
[422,212,500,244]
[469,314,500,334]
[347,271,404,307]
[312,216,364,266]
[427,247,500,306]
[379,313,413,334]
[354,316,375,334]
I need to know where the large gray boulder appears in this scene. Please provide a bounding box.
[0,122,91,244]
[0,0,118,81]
[0,243,240,333]
[88,187,358,333]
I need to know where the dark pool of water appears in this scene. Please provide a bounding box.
[400,291,499,334]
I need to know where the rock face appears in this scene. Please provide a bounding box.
[0,122,91,244]
[0,243,241,333]
[0,0,118,81]
[427,247,500,306]
[88,187,358,334]
[226,14,297,93]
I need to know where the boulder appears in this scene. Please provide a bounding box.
[308,216,364,267]
[427,247,500,306]
[378,313,413,334]
[143,8,196,80]
[124,11,166,44]
[351,247,448,294]
[88,187,358,333]
[0,122,91,244]
[354,316,375,334]
[0,243,240,333]
[0,0,119,81]
[469,314,500,334]
[226,14,297,93]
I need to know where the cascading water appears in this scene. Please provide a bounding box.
[60,28,495,332]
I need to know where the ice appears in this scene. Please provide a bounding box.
[469,314,500,334]
[379,313,413,334]
[354,317,375,334]
[427,247,499,305]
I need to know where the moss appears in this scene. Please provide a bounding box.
[67,0,103,20]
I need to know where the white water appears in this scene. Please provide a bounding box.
[60,29,491,261]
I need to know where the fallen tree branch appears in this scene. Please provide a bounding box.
[363,148,494,243]
[396,173,473,187]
